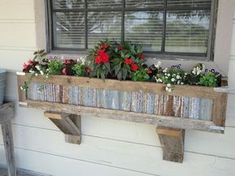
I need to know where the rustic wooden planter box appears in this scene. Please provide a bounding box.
[17,72,228,163]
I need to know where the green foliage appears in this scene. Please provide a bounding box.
[112,59,131,80]
[93,63,111,80]
[47,60,63,75]
[72,63,86,76]
[199,72,218,87]
[131,69,150,81]
[111,42,144,80]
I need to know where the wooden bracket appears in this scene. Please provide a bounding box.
[44,111,81,144]
[156,127,185,163]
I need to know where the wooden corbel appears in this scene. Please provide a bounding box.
[44,111,81,144]
[156,96,185,163]
[156,127,185,163]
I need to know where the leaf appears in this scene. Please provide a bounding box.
[117,71,122,80]
[122,68,127,80]
[105,63,110,71]
[101,73,105,80]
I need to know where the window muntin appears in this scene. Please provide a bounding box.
[49,0,215,59]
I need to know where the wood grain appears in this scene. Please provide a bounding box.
[156,127,185,163]
[44,112,81,144]
[25,100,224,133]
[17,73,220,99]
[212,93,228,126]
[1,121,16,176]
[0,103,16,176]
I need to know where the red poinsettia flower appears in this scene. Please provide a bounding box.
[95,55,102,64]
[131,63,139,72]
[137,53,144,60]
[124,58,133,65]
[95,50,110,64]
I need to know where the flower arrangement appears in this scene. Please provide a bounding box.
[21,40,222,92]
[87,40,147,80]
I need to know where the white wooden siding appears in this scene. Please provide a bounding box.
[0,0,235,176]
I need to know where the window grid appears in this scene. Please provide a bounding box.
[48,0,216,60]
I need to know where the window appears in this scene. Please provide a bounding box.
[47,0,217,59]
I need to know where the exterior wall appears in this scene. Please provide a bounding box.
[0,0,235,176]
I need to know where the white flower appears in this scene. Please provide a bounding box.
[176,75,181,79]
[202,64,206,71]
[171,78,175,82]
[154,61,162,69]
[167,74,170,77]
[167,83,171,87]
[177,81,181,85]
[40,70,44,75]
[165,86,172,92]
[35,73,38,77]
[192,68,197,75]
[181,82,184,85]
[35,65,40,70]
[163,68,168,73]
[78,56,87,64]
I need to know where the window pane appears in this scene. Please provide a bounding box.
[125,11,163,52]
[53,12,85,49]
[52,0,84,9]
[88,12,122,48]
[165,10,210,54]
[167,0,211,9]
[87,0,122,9]
[126,0,164,8]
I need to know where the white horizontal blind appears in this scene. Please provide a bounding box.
[87,0,122,8]
[125,0,164,8]
[53,12,85,49]
[50,0,213,57]
[53,0,84,9]
[167,0,212,8]
[88,12,122,48]
[125,11,163,52]
[165,0,212,54]
[87,0,122,47]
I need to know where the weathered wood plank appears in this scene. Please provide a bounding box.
[25,101,224,133]
[212,93,228,126]
[0,103,14,124]
[16,72,27,102]
[1,121,16,176]
[17,74,228,125]
[156,127,185,163]
[44,112,81,144]
[17,73,220,99]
